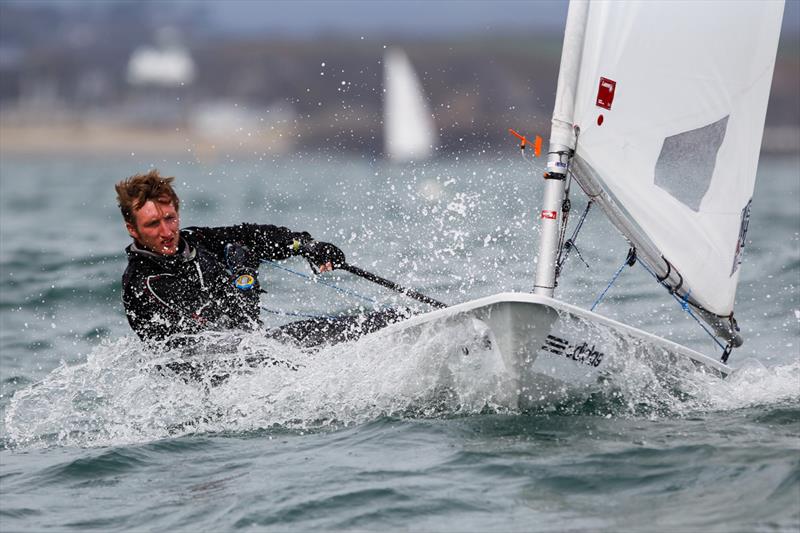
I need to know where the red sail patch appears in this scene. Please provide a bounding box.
[596,77,616,110]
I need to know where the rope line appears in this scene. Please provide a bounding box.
[260,306,338,320]
[260,258,378,305]
[556,200,593,277]
[637,259,727,352]
[590,257,629,311]
[520,145,539,169]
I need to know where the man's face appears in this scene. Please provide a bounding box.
[126,200,180,255]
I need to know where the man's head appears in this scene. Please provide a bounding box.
[115,170,181,255]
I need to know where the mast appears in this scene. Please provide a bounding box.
[534,0,589,297]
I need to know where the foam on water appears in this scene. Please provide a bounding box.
[5,315,798,450]
[704,358,800,409]
[4,316,516,448]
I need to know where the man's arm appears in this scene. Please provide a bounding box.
[186,224,346,270]
[185,224,310,262]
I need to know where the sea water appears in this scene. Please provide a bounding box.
[1,151,798,531]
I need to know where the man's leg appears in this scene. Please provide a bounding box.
[266,308,413,348]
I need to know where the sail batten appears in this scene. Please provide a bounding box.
[551,0,784,345]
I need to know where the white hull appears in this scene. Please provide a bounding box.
[380,292,731,408]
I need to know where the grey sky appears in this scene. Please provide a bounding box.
[209,0,563,36]
[208,0,796,37]
[7,0,798,37]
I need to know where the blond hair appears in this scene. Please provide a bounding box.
[115,169,180,225]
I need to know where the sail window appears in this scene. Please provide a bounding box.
[654,116,729,212]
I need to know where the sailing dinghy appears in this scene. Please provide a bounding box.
[371,0,784,405]
[383,48,437,162]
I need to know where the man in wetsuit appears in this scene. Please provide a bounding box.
[116,170,404,349]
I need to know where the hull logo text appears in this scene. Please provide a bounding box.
[541,334,604,367]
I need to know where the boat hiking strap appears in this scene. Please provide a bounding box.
[590,247,636,312]
[555,200,593,280]
[260,259,378,306]
[636,256,730,358]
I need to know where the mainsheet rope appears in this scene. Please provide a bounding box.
[260,259,378,304]
[258,258,379,319]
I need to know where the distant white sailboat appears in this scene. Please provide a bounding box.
[375,0,784,405]
[383,48,437,162]
[126,27,195,88]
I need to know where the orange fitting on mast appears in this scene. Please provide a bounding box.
[508,128,526,148]
[508,128,542,157]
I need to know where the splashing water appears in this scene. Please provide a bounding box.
[4,316,518,448]
[6,313,798,450]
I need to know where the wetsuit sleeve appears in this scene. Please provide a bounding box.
[185,224,313,261]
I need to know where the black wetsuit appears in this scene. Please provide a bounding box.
[122,224,407,349]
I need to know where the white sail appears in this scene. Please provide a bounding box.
[383,49,437,161]
[553,0,783,342]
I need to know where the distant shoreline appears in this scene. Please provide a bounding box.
[1,123,798,157]
[0,124,295,158]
